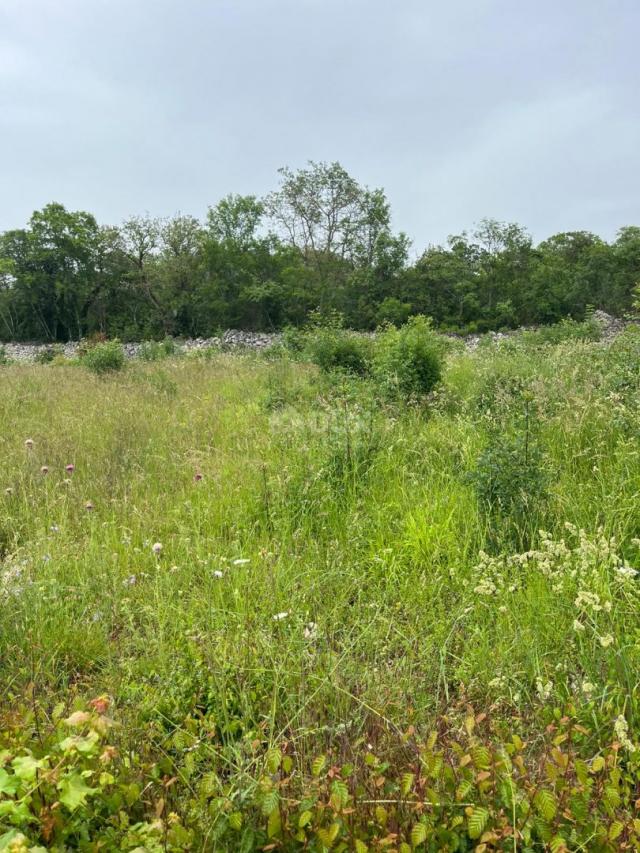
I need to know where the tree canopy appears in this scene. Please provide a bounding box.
[1,162,639,341]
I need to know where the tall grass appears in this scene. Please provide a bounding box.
[2,329,640,848]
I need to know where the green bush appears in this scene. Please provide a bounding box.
[373,315,442,397]
[138,337,178,361]
[304,328,373,376]
[34,344,64,364]
[80,340,125,374]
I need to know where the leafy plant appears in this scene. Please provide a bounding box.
[80,340,125,374]
[373,315,442,398]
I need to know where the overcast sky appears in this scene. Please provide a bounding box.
[1,0,639,250]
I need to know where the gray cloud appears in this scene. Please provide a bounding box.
[1,0,639,250]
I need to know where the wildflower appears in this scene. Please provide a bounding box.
[272,611,289,621]
[233,558,250,566]
[100,745,118,763]
[152,542,163,555]
[616,564,638,578]
[5,487,13,495]
[24,439,34,449]
[85,501,94,511]
[123,575,136,586]
[65,463,75,473]
[581,681,596,697]
[194,472,203,482]
[303,621,318,640]
[536,677,553,701]
[213,570,224,579]
[50,524,59,532]
[62,478,72,486]
[40,465,49,475]
[90,695,110,714]
[614,715,636,752]
[599,634,614,648]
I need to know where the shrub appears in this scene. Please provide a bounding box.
[304,328,373,376]
[34,344,64,364]
[373,315,442,398]
[138,337,177,361]
[80,340,125,374]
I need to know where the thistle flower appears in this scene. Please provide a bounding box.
[194,472,203,482]
[85,500,94,511]
[40,465,49,475]
[65,463,75,473]
[5,487,13,496]
[24,439,34,449]
[152,542,163,555]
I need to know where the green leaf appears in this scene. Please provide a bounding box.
[534,789,557,822]
[471,746,491,770]
[57,772,96,810]
[266,747,282,774]
[0,769,20,796]
[298,809,313,828]
[261,788,279,817]
[267,808,281,839]
[228,812,243,831]
[401,772,414,796]
[410,821,428,847]
[467,806,489,840]
[354,841,368,853]
[549,836,567,853]
[312,754,326,777]
[11,754,45,782]
[316,822,340,848]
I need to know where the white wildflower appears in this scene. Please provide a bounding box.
[213,570,224,579]
[599,634,614,648]
[152,542,163,555]
[614,715,636,752]
[233,558,250,566]
[272,611,289,621]
[536,677,553,701]
[573,619,585,633]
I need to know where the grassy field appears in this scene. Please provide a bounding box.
[2,327,640,851]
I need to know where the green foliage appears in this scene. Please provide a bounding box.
[34,345,64,365]
[138,337,177,361]
[2,334,640,844]
[79,339,125,374]
[0,346,8,366]
[1,174,638,343]
[303,326,373,375]
[373,315,442,397]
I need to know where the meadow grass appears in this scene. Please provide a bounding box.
[2,330,640,850]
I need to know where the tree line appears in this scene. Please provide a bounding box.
[1,161,639,342]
